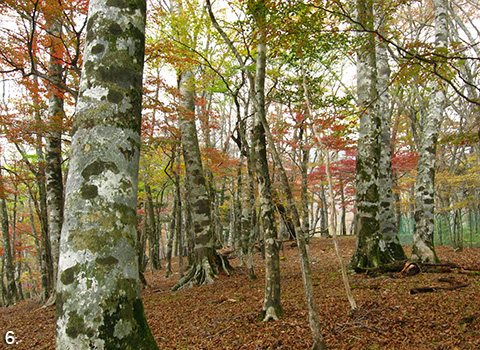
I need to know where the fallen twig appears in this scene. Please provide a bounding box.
[410,283,469,294]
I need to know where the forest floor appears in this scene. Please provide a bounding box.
[1,236,480,349]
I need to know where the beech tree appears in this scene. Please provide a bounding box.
[44,4,65,306]
[167,0,231,290]
[375,3,406,261]
[350,0,394,268]
[0,165,19,306]
[411,0,449,263]
[55,0,158,348]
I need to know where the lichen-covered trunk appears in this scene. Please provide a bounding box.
[376,18,405,261]
[252,15,282,320]
[411,0,448,263]
[350,0,393,269]
[0,171,18,306]
[172,69,219,290]
[55,1,158,348]
[45,14,65,305]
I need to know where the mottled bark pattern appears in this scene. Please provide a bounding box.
[45,14,65,303]
[177,69,216,281]
[376,16,405,261]
[350,0,394,268]
[251,3,282,321]
[55,0,158,349]
[411,0,447,263]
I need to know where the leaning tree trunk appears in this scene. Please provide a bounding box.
[55,0,158,348]
[375,11,406,261]
[411,0,448,263]
[350,0,394,269]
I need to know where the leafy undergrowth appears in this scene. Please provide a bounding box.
[1,236,479,349]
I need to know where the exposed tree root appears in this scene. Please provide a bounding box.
[259,306,281,322]
[171,253,233,291]
[42,293,56,308]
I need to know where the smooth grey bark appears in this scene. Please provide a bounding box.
[375,12,406,261]
[411,0,448,263]
[55,0,158,349]
[0,169,18,306]
[350,0,394,268]
[44,12,65,307]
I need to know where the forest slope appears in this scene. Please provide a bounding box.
[1,236,479,349]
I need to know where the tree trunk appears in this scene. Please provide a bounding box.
[44,12,65,307]
[174,176,184,278]
[165,201,175,278]
[55,0,158,348]
[411,0,448,263]
[350,0,394,269]
[339,178,347,236]
[319,183,329,236]
[172,69,228,290]
[251,4,282,321]
[145,184,160,270]
[0,169,18,306]
[375,11,406,261]
[300,124,310,236]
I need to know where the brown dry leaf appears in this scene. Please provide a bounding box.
[1,237,479,349]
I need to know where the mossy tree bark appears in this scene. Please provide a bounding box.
[350,0,394,269]
[411,0,448,263]
[55,0,158,349]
